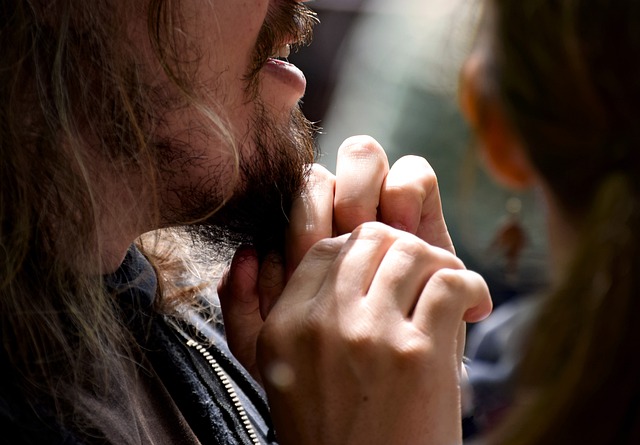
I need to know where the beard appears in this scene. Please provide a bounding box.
[158,0,318,262]
[180,103,316,261]
[187,0,318,261]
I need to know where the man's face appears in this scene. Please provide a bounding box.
[142,0,317,256]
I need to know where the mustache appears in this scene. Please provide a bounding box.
[245,0,318,92]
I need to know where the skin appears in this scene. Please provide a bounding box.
[219,135,464,376]
[89,0,494,442]
[219,135,492,444]
[96,0,311,271]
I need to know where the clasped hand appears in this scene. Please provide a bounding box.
[218,136,492,444]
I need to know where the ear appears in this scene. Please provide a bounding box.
[459,54,536,190]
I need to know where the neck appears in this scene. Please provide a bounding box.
[93,174,155,274]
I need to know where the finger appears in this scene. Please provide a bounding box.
[315,222,398,305]
[272,234,349,309]
[334,136,390,234]
[380,155,455,254]
[286,164,336,278]
[366,234,464,315]
[258,251,286,320]
[218,246,260,319]
[217,246,263,369]
[412,269,493,336]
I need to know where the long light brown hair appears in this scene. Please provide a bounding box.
[0,0,235,434]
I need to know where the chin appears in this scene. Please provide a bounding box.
[178,104,317,259]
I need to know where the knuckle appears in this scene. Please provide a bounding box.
[396,155,435,176]
[298,310,328,344]
[343,325,393,363]
[430,246,466,270]
[308,163,334,182]
[464,269,490,292]
[299,301,369,354]
[344,329,377,356]
[425,269,468,315]
[391,335,432,362]
[338,136,386,165]
[434,268,490,302]
[334,306,383,352]
[392,235,428,256]
[349,221,400,249]
[333,199,369,218]
[447,253,466,270]
[341,316,431,361]
[307,236,344,260]
[426,268,493,321]
[392,156,437,187]
[351,221,395,241]
[385,334,439,377]
[431,268,467,293]
[391,235,462,268]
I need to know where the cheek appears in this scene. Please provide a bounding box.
[159,137,241,215]
[196,1,266,77]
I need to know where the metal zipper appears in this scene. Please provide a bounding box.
[185,337,262,445]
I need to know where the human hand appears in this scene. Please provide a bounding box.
[286,135,454,276]
[257,223,492,445]
[218,135,455,380]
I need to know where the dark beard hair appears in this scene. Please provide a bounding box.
[184,104,317,262]
[166,0,318,262]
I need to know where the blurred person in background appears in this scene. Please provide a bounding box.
[460,0,640,442]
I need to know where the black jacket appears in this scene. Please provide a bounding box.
[0,246,277,444]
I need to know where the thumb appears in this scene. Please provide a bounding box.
[217,246,263,378]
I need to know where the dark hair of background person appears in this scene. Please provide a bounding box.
[474,1,640,443]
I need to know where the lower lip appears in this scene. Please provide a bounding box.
[261,58,307,95]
